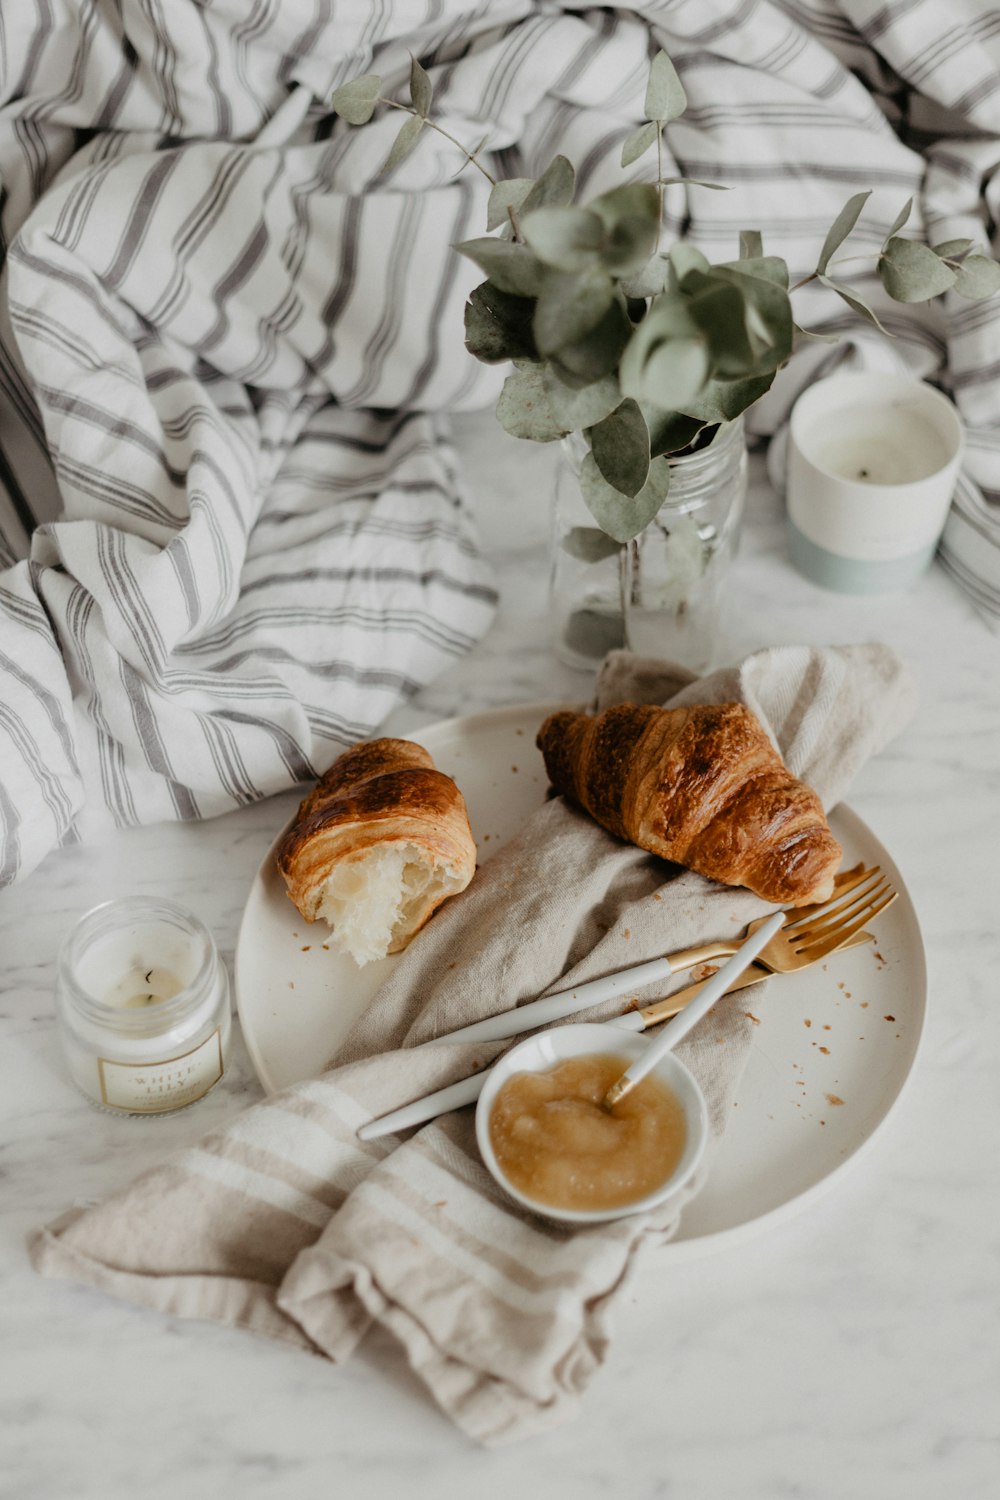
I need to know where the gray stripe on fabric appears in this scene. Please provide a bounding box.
[102,152,183,289]
[1,0,997,887]
[117,657,199,820]
[0,772,22,886]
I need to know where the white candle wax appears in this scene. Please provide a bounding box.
[786,372,964,592]
[807,401,952,485]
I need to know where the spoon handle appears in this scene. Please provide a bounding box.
[603,912,785,1109]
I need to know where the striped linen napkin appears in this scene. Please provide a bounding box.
[30,643,916,1446]
[3,0,999,892]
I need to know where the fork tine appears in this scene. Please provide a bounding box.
[784,867,882,937]
[797,889,898,963]
[792,875,890,948]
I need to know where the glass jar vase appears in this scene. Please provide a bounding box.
[550,418,748,674]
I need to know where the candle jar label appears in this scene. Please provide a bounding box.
[97,1028,224,1113]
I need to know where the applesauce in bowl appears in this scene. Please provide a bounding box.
[475,1023,709,1225]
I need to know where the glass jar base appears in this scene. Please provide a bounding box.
[67,1072,226,1118]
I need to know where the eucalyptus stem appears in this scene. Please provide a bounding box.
[655,122,664,236]
[380,98,497,186]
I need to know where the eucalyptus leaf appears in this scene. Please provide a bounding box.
[644,50,687,124]
[878,236,957,302]
[588,183,659,233]
[637,336,711,409]
[409,54,432,117]
[454,237,545,296]
[684,274,756,378]
[817,274,891,333]
[883,196,913,246]
[561,526,624,563]
[739,229,764,259]
[521,206,604,271]
[589,398,650,498]
[815,190,872,274]
[495,366,568,442]
[669,243,710,284]
[619,291,706,406]
[932,237,974,260]
[718,254,788,289]
[464,281,537,364]
[712,263,793,371]
[600,213,659,276]
[792,320,840,345]
[520,155,576,214]
[579,452,671,543]
[953,253,1000,300]
[547,298,632,385]
[533,265,616,355]
[544,369,622,428]
[487,178,534,232]
[330,73,382,125]
[620,253,670,299]
[681,373,775,423]
[641,405,708,457]
[621,120,658,168]
[658,176,730,191]
[381,113,423,173]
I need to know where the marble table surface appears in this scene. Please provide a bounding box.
[2,409,998,1499]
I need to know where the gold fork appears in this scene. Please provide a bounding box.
[610,862,890,1028]
[662,863,895,979]
[631,924,874,1027]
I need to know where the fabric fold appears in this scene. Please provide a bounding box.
[2,0,998,883]
[30,642,916,1445]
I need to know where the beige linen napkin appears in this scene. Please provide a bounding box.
[30,643,916,1446]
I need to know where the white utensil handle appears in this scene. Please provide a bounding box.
[356,1071,487,1141]
[357,919,785,1141]
[608,912,784,1103]
[427,953,676,1045]
[359,1005,643,1139]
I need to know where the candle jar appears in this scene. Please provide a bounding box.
[550,419,747,674]
[56,896,231,1115]
[786,372,964,592]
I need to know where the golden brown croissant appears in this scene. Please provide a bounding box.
[536,702,841,905]
[276,738,476,965]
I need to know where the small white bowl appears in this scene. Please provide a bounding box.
[475,1022,710,1225]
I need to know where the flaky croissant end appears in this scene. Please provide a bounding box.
[536,702,841,906]
[277,738,476,965]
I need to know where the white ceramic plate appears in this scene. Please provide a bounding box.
[235,701,926,1254]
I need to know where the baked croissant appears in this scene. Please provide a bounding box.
[276,738,476,965]
[537,702,841,905]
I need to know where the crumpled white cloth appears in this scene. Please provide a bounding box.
[2,0,998,886]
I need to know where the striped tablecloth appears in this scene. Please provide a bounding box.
[2,0,998,886]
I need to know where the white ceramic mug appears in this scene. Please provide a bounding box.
[786,371,964,594]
